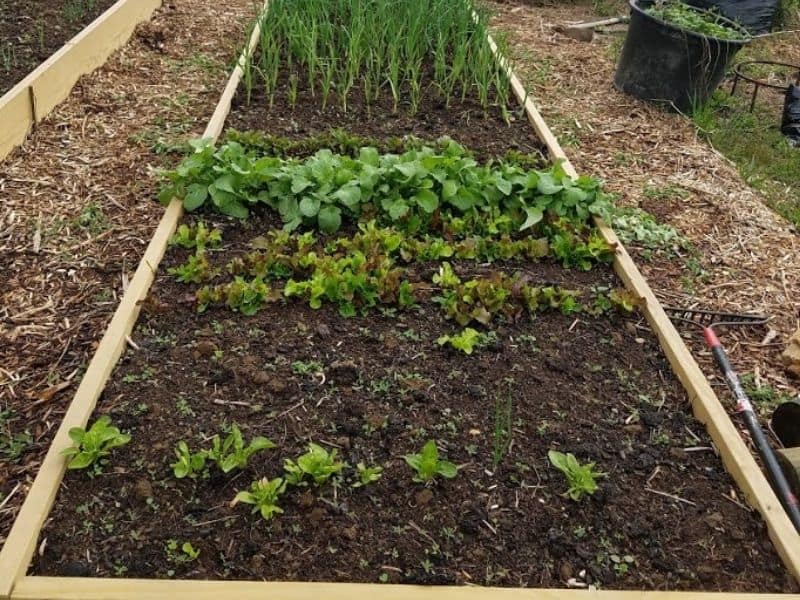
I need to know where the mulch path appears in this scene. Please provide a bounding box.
[0,0,258,550]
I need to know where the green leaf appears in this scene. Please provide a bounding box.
[299,196,321,217]
[218,198,248,220]
[547,450,568,471]
[436,461,458,479]
[520,207,544,231]
[67,453,95,470]
[537,173,563,195]
[291,176,312,194]
[214,174,238,195]
[318,205,342,233]
[388,200,410,221]
[442,179,459,199]
[414,189,439,213]
[183,184,208,211]
[250,437,276,452]
[359,147,380,167]
[495,176,512,196]
[333,186,362,210]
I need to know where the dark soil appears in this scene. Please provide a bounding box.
[30,56,794,592]
[31,218,792,591]
[0,0,116,97]
[227,64,545,162]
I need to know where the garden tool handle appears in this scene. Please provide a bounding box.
[703,327,800,533]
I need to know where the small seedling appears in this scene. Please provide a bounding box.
[61,416,130,469]
[352,462,383,488]
[491,397,513,469]
[171,441,206,479]
[548,450,605,501]
[291,360,324,375]
[404,440,458,483]
[170,222,222,251]
[165,540,200,563]
[284,442,344,486]
[437,327,482,354]
[206,425,275,474]
[232,477,286,521]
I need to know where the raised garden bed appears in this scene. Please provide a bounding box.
[1,0,799,597]
[0,0,161,162]
[0,0,117,96]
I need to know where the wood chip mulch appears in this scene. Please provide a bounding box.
[0,0,259,549]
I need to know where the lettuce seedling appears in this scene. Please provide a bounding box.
[169,222,222,251]
[284,442,344,486]
[548,450,606,501]
[61,416,130,469]
[206,425,275,474]
[432,262,460,288]
[165,540,200,563]
[352,462,383,488]
[437,328,482,355]
[404,440,458,483]
[232,477,287,521]
[171,441,206,479]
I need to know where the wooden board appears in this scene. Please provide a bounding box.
[0,0,162,163]
[1,6,799,600]
[9,577,799,600]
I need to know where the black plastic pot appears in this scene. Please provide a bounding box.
[614,0,751,112]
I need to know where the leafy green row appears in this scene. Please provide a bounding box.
[158,139,611,235]
[223,129,547,167]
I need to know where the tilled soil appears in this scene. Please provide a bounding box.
[30,62,795,588]
[0,0,117,96]
[31,210,792,591]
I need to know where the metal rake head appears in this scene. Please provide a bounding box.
[664,306,769,329]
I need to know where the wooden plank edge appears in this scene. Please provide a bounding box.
[0,0,161,164]
[0,6,267,599]
[10,577,799,600]
[486,28,800,584]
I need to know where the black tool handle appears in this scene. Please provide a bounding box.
[704,327,800,533]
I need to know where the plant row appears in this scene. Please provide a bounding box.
[63,418,606,524]
[247,0,513,114]
[167,222,632,338]
[159,139,611,233]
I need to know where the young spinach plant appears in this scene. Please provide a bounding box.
[284,442,344,486]
[232,477,287,521]
[548,450,606,501]
[206,424,275,473]
[352,462,383,488]
[404,440,458,483]
[171,441,207,479]
[61,416,130,470]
